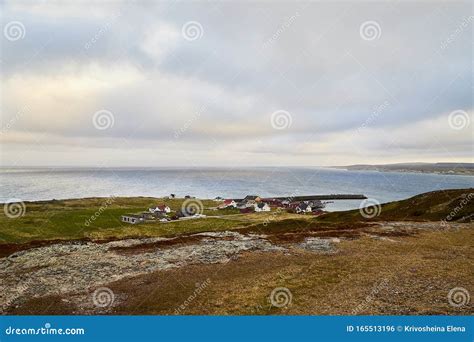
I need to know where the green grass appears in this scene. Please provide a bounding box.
[2,188,471,244]
[0,197,250,244]
[318,188,473,223]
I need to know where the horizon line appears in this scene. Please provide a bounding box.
[0,161,473,169]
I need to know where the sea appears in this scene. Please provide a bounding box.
[0,167,472,211]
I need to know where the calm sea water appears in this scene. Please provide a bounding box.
[0,167,472,211]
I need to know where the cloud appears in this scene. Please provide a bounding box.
[140,23,181,63]
[0,1,472,166]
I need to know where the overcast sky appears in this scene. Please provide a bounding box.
[0,0,472,167]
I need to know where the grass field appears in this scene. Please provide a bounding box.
[320,188,473,222]
[112,228,472,315]
[1,188,472,244]
[1,189,472,315]
[0,197,307,244]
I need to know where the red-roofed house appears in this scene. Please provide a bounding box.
[218,199,237,209]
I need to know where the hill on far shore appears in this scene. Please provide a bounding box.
[331,162,474,176]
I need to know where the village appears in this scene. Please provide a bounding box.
[120,194,336,225]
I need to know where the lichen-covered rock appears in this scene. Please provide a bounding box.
[0,232,285,313]
[298,237,336,253]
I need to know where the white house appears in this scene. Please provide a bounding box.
[218,199,237,209]
[149,204,171,214]
[254,202,271,212]
[295,203,312,214]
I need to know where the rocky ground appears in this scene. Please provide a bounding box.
[0,232,276,313]
[1,221,472,315]
[0,230,344,314]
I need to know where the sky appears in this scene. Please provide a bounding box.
[0,0,472,167]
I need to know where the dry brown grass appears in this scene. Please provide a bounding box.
[10,227,473,316]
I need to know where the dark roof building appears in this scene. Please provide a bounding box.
[298,203,310,211]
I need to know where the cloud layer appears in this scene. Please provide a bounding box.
[1,1,472,166]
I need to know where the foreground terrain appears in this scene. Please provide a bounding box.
[0,189,472,315]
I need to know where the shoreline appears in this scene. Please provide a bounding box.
[330,165,474,176]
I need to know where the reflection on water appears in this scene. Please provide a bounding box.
[1,167,472,211]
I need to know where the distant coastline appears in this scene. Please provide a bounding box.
[1,167,472,210]
[331,162,474,176]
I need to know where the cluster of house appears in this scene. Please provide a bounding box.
[121,204,173,225]
[217,195,325,214]
[121,194,327,225]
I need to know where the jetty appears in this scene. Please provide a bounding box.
[233,194,367,202]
